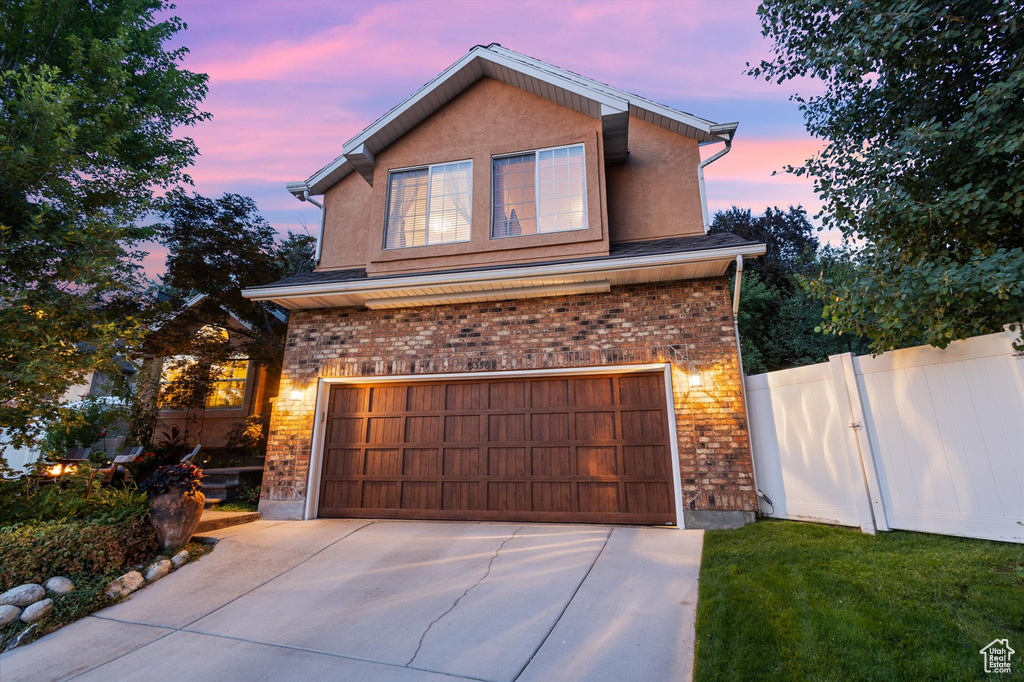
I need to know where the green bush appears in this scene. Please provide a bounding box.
[0,518,158,591]
[0,468,149,525]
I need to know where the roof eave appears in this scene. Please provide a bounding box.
[241,242,766,309]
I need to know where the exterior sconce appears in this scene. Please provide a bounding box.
[289,388,305,401]
[687,362,703,389]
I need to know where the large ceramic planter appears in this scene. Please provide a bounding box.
[149,488,205,550]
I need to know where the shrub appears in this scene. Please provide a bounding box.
[0,518,158,591]
[0,468,149,525]
[139,463,203,497]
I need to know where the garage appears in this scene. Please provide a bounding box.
[315,371,677,525]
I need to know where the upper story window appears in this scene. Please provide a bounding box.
[492,144,587,238]
[384,160,472,248]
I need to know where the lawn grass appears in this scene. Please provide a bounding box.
[695,520,1024,681]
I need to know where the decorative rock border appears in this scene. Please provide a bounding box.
[0,578,74,651]
[2,546,202,651]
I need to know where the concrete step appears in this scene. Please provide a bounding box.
[194,510,260,534]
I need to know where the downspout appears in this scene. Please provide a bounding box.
[301,190,326,265]
[697,137,733,233]
[731,255,763,513]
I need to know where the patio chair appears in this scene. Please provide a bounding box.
[55,447,92,465]
[180,444,202,464]
[95,446,143,486]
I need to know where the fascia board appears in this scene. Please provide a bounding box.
[340,50,487,157]
[241,243,767,301]
[489,45,719,137]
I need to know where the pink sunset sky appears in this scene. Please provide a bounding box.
[146,0,825,277]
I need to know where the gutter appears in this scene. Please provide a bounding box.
[242,242,767,301]
[730,254,761,507]
[286,183,326,265]
[697,129,735,233]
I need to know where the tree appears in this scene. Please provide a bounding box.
[128,191,314,447]
[750,1,1024,352]
[711,206,869,373]
[0,0,209,451]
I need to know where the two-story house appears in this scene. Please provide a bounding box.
[243,44,765,528]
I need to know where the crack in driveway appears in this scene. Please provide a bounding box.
[407,526,524,667]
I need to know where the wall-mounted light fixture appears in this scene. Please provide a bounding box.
[289,388,305,401]
[687,361,703,389]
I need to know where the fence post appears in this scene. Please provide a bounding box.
[829,353,888,532]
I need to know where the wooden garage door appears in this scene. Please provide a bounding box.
[317,372,676,525]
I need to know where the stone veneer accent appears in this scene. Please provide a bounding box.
[261,278,757,519]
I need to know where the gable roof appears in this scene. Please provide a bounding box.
[288,43,738,197]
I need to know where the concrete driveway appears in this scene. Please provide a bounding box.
[1,520,703,682]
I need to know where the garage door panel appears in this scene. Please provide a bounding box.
[330,386,365,413]
[621,410,668,441]
[577,446,618,476]
[489,481,528,511]
[488,413,528,442]
[322,480,361,509]
[367,417,401,443]
[330,418,365,444]
[408,383,445,411]
[532,380,570,407]
[403,448,440,476]
[445,415,482,442]
[444,447,484,475]
[618,375,665,406]
[490,381,529,409]
[369,385,406,412]
[401,481,440,510]
[318,372,676,525]
[406,416,442,441]
[446,382,485,410]
[532,446,572,476]
[363,481,399,508]
[624,445,672,476]
[443,481,486,510]
[533,482,573,512]
[532,413,570,442]
[626,482,673,514]
[573,377,614,406]
[489,447,529,476]
[579,482,620,512]
[324,448,362,476]
[575,411,616,440]
[364,449,401,476]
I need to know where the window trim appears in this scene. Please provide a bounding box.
[490,142,588,239]
[383,158,473,250]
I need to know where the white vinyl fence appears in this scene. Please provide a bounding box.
[746,329,1024,543]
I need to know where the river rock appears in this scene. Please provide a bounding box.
[105,571,145,598]
[170,549,190,569]
[2,624,37,652]
[20,599,52,623]
[144,559,172,582]
[44,576,74,594]
[0,584,45,608]
[0,605,21,627]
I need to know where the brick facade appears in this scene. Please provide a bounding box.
[261,278,757,519]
